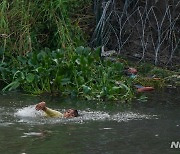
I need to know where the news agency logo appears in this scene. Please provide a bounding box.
[170,141,180,149]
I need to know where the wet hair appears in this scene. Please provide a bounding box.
[72,109,79,117]
[66,109,79,117]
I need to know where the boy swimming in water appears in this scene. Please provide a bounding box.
[35,102,78,118]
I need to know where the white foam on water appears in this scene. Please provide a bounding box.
[21,132,44,137]
[110,112,151,122]
[14,105,43,118]
[0,122,14,127]
[14,106,156,125]
[0,107,4,111]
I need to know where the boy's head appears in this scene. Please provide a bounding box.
[63,109,78,118]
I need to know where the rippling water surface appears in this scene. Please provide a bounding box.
[0,89,179,154]
[14,105,155,125]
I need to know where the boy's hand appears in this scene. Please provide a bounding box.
[35,102,46,111]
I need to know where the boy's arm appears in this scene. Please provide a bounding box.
[43,107,64,118]
[35,102,63,118]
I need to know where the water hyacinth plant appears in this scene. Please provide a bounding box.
[1,47,135,102]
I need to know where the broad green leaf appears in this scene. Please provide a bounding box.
[26,73,35,83]
[82,85,91,94]
[2,80,20,92]
[13,71,25,80]
[37,51,47,60]
[17,56,27,64]
[112,86,120,91]
[61,78,71,85]
[75,46,84,55]
[78,76,85,84]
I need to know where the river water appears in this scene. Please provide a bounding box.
[0,88,179,154]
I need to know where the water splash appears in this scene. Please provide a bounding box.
[14,106,156,125]
[110,112,151,122]
[15,105,43,117]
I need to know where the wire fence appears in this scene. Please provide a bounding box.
[91,0,180,65]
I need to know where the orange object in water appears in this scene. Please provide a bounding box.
[153,77,161,80]
[137,87,154,92]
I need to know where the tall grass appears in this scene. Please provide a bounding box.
[0,0,90,55]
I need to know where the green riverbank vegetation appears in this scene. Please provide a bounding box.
[0,0,179,102]
[1,47,135,102]
[1,45,177,102]
[0,0,90,54]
